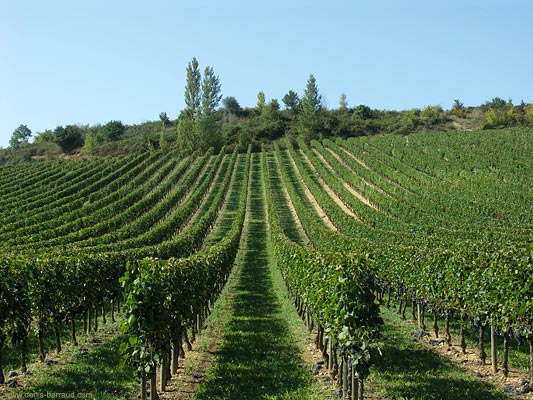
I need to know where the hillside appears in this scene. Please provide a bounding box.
[0,128,532,399]
[2,96,533,164]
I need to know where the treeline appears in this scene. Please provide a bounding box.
[3,57,533,162]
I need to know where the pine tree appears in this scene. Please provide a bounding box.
[282,90,299,113]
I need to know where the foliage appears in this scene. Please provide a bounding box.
[339,93,348,110]
[201,66,222,116]
[3,59,532,160]
[0,127,531,396]
[159,112,171,127]
[525,105,533,126]
[282,90,299,113]
[101,120,125,142]
[222,96,241,118]
[353,104,374,120]
[451,99,468,118]
[256,91,266,112]
[484,97,508,109]
[263,99,281,121]
[119,258,169,377]
[298,74,323,141]
[482,108,519,129]
[81,133,101,155]
[54,124,84,153]
[177,112,199,151]
[9,124,32,148]
[118,147,250,388]
[184,57,201,118]
[179,59,223,153]
[420,105,445,127]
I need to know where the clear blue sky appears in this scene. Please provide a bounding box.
[1,0,532,148]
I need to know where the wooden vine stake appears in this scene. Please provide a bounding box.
[479,325,487,365]
[490,324,497,373]
[529,337,533,388]
[141,375,147,400]
[171,337,180,375]
[433,309,439,338]
[342,355,348,398]
[328,336,333,372]
[502,330,510,377]
[0,335,5,384]
[351,360,358,400]
[150,369,159,400]
[159,354,167,392]
[444,310,452,348]
[460,313,467,354]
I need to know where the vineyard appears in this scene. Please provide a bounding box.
[0,127,532,399]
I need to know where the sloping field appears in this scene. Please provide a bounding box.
[0,128,531,399]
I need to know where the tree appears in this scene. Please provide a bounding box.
[200,66,223,150]
[159,112,171,127]
[54,125,84,153]
[184,57,201,118]
[34,129,54,143]
[485,97,508,109]
[282,90,299,113]
[353,105,373,120]
[298,74,323,141]
[177,114,199,151]
[339,93,348,111]
[101,120,125,142]
[9,124,32,148]
[222,96,241,116]
[263,99,281,121]
[179,58,201,152]
[421,105,444,127]
[525,104,533,126]
[222,96,241,124]
[302,75,322,110]
[256,91,266,113]
[451,99,468,118]
[201,66,222,116]
[179,58,223,152]
[82,134,100,155]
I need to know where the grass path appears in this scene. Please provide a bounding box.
[195,154,329,400]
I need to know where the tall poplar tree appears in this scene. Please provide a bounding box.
[201,66,222,116]
[184,57,201,118]
[200,66,223,150]
[178,57,201,151]
[299,74,323,141]
[256,91,266,113]
[339,93,348,110]
[179,57,223,151]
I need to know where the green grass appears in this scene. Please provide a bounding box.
[195,156,328,400]
[2,320,137,400]
[366,306,509,400]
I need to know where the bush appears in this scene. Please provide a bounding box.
[54,125,84,154]
[101,120,125,141]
